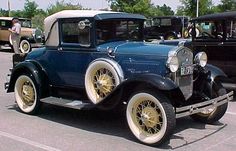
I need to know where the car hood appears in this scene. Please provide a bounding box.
[97,41,176,57]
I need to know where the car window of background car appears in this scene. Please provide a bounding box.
[152,18,160,26]
[20,20,32,28]
[226,20,236,39]
[96,20,142,45]
[196,21,222,39]
[0,20,11,28]
[160,19,171,26]
[61,20,90,47]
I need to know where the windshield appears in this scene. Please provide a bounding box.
[19,19,32,28]
[96,20,144,45]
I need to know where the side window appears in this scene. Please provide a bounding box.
[61,19,91,47]
[226,20,236,39]
[0,20,11,28]
[195,21,223,40]
[160,19,171,26]
[152,18,160,26]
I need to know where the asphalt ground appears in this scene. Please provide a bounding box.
[0,48,235,151]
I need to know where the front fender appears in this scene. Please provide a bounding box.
[205,64,228,82]
[7,61,47,95]
[99,74,185,109]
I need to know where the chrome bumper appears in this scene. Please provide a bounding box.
[176,91,234,118]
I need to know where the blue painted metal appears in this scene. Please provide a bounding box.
[25,41,176,89]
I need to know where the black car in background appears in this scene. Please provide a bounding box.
[144,16,189,40]
[190,11,236,89]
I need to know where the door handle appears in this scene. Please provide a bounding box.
[218,42,224,45]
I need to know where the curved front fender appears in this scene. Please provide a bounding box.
[205,64,228,82]
[99,73,185,109]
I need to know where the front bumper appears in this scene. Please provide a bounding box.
[176,91,234,118]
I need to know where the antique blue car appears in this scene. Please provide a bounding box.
[5,10,233,145]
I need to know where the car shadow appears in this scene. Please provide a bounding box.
[0,47,13,53]
[7,103,227,149]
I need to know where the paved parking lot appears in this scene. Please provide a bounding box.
[0,48,235,151]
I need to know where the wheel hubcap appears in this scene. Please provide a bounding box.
[22,43,29,51]
[134,100,163,135]
[21,81,35,106]
[93,68,116,99]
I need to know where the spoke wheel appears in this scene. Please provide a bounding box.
[126,91,175,145]
[14,74,40,114]
[20,40,31,53]
[85,60,122,104]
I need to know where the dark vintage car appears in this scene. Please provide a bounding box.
[0,17,43,53]
[5,10,233,146]
[144,16,189,40]
[159,12,236,91]
[190,11,236,90]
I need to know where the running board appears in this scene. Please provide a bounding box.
[40,97,95,110]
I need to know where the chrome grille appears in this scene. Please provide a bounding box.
[175,47,193,100]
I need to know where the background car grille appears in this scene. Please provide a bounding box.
[175,47,193,100]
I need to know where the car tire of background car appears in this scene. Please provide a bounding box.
[14,74,41,114]
[85,60,122,104]
[165,34,176,40]
[126,91,176,145]
[20,39,31,53]
[190,82,228,124]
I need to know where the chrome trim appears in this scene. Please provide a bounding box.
[176,91,234,118]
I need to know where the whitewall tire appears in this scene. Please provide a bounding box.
[20,40,31,53]
[85,59,123,104]
[14,74,40,114]
[126,91,175,145]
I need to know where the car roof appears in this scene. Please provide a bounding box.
[45,10,145,23]
[152,16,188,19]
[191,11,236,22]
[0,17,31,21]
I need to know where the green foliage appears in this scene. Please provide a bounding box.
[0,9,9,17]
[47,0,83,15]
[177,0,214,17]
[218,0,236,12]
[108,0,174,17]
[32,13,46,30]
[108,0,153,17]
[23,0,38,18]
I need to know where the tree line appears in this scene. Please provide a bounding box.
[0,0,235,30]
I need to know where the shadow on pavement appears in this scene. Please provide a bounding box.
[7,103,227,150]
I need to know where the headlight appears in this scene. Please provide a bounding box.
[167,56,179,72]
[194,52,207,67]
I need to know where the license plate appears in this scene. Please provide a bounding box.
[181,66,193,76]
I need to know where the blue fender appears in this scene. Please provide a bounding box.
[99,73,185,109]
[7,61,49,97]
[205,64,228,82]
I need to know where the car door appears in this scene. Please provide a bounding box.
[193,20,236,80]
[0,20,11,42]
[44,18,94,88]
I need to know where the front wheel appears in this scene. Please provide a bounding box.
[126,91,176,145]
[20,39,31,53]
[190,82,228,124]
[14,74,41,114]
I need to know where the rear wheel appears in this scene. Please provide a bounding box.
[14,74,41,114]
[126,91,175,145]
[190,82,228,124]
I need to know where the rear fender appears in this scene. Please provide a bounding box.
[7,61,49,97]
